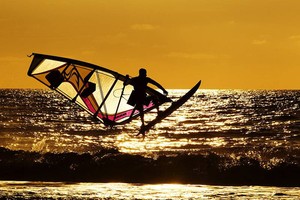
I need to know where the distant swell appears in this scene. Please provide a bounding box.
[0,147,299,187]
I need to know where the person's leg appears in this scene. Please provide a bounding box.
[137,104,145,127]
[136,104,146,136]
[152,97,161,116]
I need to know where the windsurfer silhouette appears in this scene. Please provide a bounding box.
[125,68,169,135]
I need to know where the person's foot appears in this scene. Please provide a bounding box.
[166,97,173,102]
[136,124,146,136]
[137,128,145,137]
[157,111,163,117]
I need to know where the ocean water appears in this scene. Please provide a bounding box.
[0,89,299,199]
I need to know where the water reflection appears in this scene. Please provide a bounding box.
[0,181,299,199]
[0,89,299,159]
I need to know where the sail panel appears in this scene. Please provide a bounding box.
[31,59,66,75]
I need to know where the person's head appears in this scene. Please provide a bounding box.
[139,68,147,77]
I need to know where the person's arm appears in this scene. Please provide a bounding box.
[124,75,131,86]
[148,78,168,95]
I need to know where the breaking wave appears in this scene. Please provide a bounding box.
[0,147,299,187]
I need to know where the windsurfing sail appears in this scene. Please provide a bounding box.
[27,53,170,126]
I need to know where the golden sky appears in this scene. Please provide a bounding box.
[1,0,300,89]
